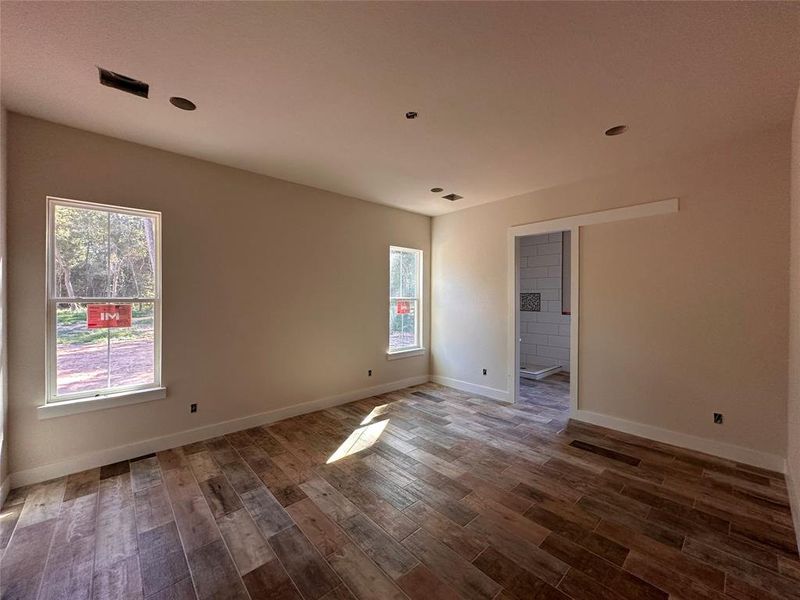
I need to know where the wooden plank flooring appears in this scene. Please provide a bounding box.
[2,374,799,599]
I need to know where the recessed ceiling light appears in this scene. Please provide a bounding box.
[605,125,628,136]
[430,187,443,193]
[170,97,197,111]
[443,193,462,201]
[405,111,418,119]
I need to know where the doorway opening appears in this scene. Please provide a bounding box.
[517,230,572,420]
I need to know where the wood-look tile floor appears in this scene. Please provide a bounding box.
[2,376,799,600]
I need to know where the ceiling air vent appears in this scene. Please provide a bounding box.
[98,67,149,98]
[442,193,463,201]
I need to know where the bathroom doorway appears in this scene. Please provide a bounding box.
[517,230,571,419]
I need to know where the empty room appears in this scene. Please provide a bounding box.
[1,1,800,599]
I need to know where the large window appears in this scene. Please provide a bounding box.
[389,246,422,353]
[47,197,161,403]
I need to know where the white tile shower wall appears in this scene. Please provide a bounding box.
[520,232,571,372]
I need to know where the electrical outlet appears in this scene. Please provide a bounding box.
[368,369,372,377]
[482,368,487,375]
[713,412,723,424]
[190,403,197,413]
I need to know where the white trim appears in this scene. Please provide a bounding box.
[0,475,10,507]
[37,386,167,419]
[46,196,162,219]
[573,409,785,473]
[507,198,679,408]
[386,347,426,360]
[570,228,579,414]
[508,224,580,412]
[430,375,510,403]
[10,375,430,488]
[509,197,679,237]
[787,457,800,552]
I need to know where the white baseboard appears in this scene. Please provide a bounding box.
[10,375,430,488]
[430,375,509,403]
[787,457,800,551]
[573,409,785,473]
[0,475,9,506]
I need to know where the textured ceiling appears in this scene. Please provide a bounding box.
[2,1,799,215]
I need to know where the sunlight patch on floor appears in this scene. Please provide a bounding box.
[327,418,389,463]
[360,403,390,425]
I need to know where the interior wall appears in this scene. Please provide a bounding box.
[7,113,431,481]
[0,107,8,494]
[519,232,570,372]
[788,83,800,542]
[432,124,790,462]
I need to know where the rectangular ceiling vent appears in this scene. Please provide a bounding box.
[443,193,463,201]
[98,67,149,98]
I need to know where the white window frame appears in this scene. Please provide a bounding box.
[387,246,424,358]
[44,196,163,407]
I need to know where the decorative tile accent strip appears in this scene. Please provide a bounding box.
[521,292,541,312]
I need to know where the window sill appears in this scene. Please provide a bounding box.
[386,347,427,360]
[37,387,167,420]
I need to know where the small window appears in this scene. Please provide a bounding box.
[46,197,161,403]
[389,246,422,353]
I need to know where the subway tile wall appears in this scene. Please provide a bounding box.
[520,231,571,372]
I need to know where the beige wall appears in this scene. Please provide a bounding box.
[432,124,790,461]
[7,113,431,480]
[788,85,800,541]
[1,107,7,491]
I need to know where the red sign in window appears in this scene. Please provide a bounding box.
[87,304,132,328]
[396,300,411,315]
